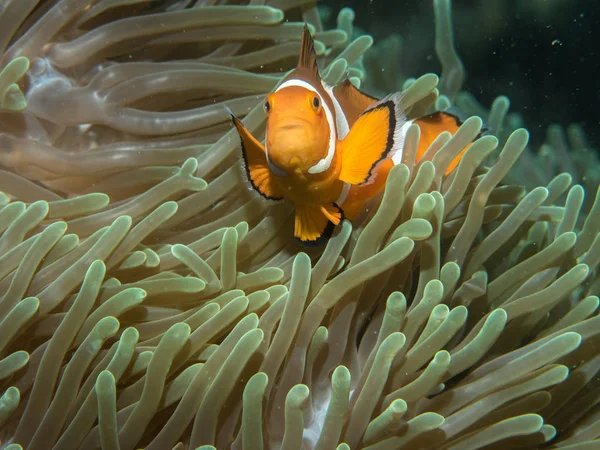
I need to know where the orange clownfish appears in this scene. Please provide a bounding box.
[229,25,469,246]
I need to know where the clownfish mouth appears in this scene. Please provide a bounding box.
[280,123,305,131]
[273,115,313,129]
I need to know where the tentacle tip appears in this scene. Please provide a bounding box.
[180,157,199,175]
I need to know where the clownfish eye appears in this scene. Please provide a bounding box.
[264,100,271,114]
[311,96,320,111]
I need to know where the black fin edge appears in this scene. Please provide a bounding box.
[229,112,284,202]
[357,100,397,186]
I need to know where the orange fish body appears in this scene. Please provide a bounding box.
[230,25,470,246]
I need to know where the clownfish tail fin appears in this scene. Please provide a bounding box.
[298,24,320,80]
[338,92,410,186]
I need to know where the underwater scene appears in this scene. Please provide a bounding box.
[0,0,598,449]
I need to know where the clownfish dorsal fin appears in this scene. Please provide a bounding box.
[333,78,380,127]
[413,110,486,175]
[229,112,286,201]
[297,24,320,80]
[337,92,408,186]
[295,203,343,246]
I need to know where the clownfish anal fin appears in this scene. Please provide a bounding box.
[295,203,343,246]
[338,93,406,186]
[298,24,320,80]
[333,79,379,125]
[230,114,285,201]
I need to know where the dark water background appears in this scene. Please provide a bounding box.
[320,0,600,152]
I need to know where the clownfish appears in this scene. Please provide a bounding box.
[229,25,470,246]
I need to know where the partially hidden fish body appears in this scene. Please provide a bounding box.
[229,25,471,246]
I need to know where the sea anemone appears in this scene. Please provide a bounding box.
[0,0,598,449]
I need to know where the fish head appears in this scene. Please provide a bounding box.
[264,85,331,177]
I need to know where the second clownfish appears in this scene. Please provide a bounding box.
[229,25,471,246]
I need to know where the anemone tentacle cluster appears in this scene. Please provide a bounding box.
[0,0,598,449]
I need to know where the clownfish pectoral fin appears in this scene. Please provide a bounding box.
[333,78,379,126]
[414,111,486,174]
[337,92,407,186]
[229,113,285,201]
[294,203,343,246]
[297,24,320,80]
